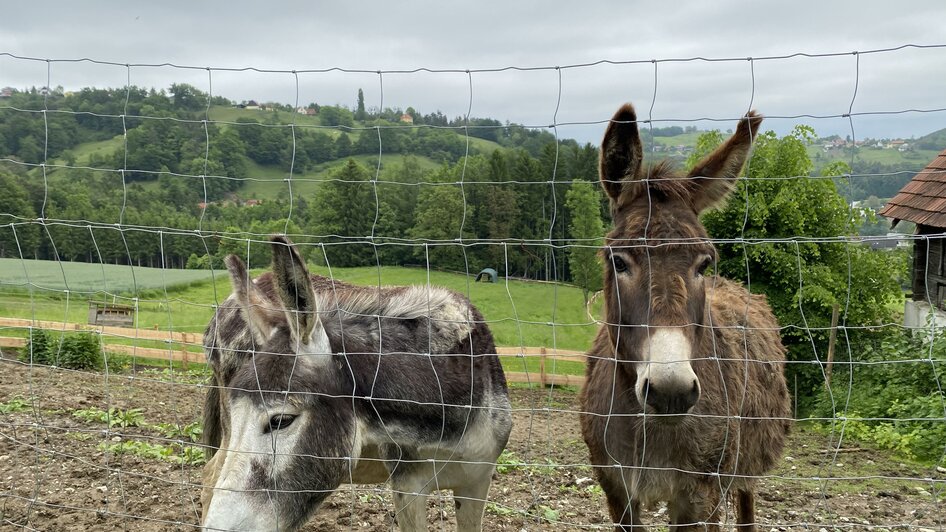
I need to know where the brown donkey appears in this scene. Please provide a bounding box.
[580,103,791,531]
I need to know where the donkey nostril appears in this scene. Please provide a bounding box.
[642,380,662,408]
[642,379,657,398]
[685,380,700,409]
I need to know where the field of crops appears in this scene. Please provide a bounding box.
[0,259,601,377]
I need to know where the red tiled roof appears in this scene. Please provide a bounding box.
[879,148,946,228]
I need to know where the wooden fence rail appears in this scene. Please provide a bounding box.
[0,318,589,387]
[0,317,198,345]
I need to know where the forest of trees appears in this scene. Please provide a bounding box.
[0,82,910,295]
[0,83,604,284]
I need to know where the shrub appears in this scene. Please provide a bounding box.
[813,327,946,462]
[19,328,52,365]
[19,329,102,370]
[58,332,103,370]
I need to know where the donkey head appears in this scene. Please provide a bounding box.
[202,236,352,531]
[599,103,761,419]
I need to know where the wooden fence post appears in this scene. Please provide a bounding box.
[825,303,840,390]
[539,347,547,387]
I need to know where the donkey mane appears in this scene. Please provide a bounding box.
[248,271,471,324]
[215,270,475,355]
[314,283,474,352]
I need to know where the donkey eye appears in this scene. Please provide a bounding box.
[697,257,714,276]
[610,256,629,274]
[265,414,297,434]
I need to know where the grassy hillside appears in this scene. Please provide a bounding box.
[808,145,939,168]
[652,131,703,147]
[239,154,444,200]
[915,127,946,149]
[208,105,326,129]
[35,105,504,201]
[0,259,601,352]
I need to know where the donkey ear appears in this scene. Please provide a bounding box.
[685,111,763,213]
[225,254,281,343]
[270,235,318,346]
[600,103,644,204]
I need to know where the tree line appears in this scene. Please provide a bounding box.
[0,82,604,282]
[0,83,904,328]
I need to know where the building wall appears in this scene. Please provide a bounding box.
[904,299,946,329]
[912,226,946,311]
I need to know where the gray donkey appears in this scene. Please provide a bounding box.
[580,103,792,531]
[200,236,512,531]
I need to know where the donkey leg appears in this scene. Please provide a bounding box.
[597,471,643,531]
[383,446,433,532]
[735,490,756,531]
[669,489,720,532]
[451,465,494,532]
[389,473,431,532]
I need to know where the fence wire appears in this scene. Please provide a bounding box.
[1,45,945,530]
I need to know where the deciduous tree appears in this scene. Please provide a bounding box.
[565,180,604,303]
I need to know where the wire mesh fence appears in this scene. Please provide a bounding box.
[1,45,945,530]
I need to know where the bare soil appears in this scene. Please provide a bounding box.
[1,355,944,531]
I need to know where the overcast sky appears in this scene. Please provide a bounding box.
[1,1,945,145]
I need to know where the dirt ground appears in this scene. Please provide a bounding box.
[1,355,945,531]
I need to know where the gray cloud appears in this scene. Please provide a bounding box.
[1,0,945,144]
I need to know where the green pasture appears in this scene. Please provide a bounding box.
[208,105,326,129]
[652,131,703,147]
[67,135,124,165]
[0,259,601,374]
[808,145,940,168]
[240,154,443,200]
[0,258,217,295]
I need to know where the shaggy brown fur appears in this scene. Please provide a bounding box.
[580,103,791,531]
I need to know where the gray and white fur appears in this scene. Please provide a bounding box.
[200,236,512,532]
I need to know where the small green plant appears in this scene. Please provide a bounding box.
[66,432,94,442]
[495,449,525,474]
[528,458,558,477]
[537,505,560,523]
[99,440,170,460]
[154,421,202,442]
[140,367,212,385]
[111,408,145,428]
[178,445,206,465]
[0,396,30,414]
[98,439,206,465]
[73,407,145,428]
[485,502,517,517]
[73,407,110,424]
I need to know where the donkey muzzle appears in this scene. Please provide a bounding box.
[640,376,700,417]
[636,328,701,418]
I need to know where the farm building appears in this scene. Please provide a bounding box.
[879,146,946,327]
[87,302,135,327]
